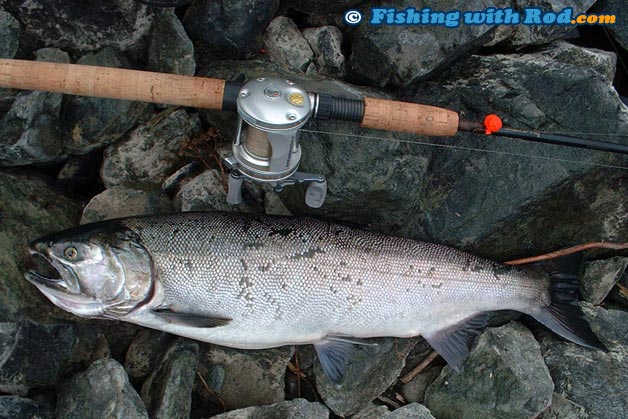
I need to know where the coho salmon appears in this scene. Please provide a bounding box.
[25,212,604,384]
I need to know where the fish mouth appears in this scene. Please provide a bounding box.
[25,248,89,304]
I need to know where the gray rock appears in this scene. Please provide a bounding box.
[0,11,19,59]
[316,338,418,417]
[538,393,590,419]
[302,26,346,78]
[0,0,155,57]
[348,0,494,87]
[124,329,173,381]
[80,186,173,224]
[101,108,203,188]
[352,404,392,419]
[539,41,617,83]
[400,365,442,404]
[56,151,103,190]
[147,10,195,76]
[141,339,199,419]
[539,304,628,419]
[424,322,554,419]
[0,322,75,395]
[263,17,314,73]
[284,0,361,14]
[61,48,148,156]
[56,358,148,419]
[173,169,232,212]
[383,403,436,419]
[183,0,279,66]
[405,43,628,258]
[0,48,69,166]
[484,0,595,49]
[34,47,71,63]
[579,257,628,305]
[263,185,292,216]
[197,345,294,410]
[0,169,82,322]
[595,0,628,52]
[210,398,330,419]
[0,395,51,419]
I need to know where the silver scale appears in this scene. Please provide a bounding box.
[223,78,328,208]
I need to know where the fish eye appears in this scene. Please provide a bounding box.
[64,246,78,260]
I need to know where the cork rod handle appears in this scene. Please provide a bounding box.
[361,97,459,136]
[0,59,226,110]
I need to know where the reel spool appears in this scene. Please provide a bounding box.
[224,78,327,208]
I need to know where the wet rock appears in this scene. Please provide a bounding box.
[316,338,418,417]
[383,403,436,418]
[0,395,51,419]
[0,48,69,167]
[579,257,628,304]
[263,185,292,216]
[485,0,595,49]
[141,339,199,419]
[348,0,493,87]
[538,393,589,419]
[0,0,155,57]
[197,345,294,410]
[173,169,231,212]
[539,304,628,419]
[147,10,195,76]
[210,398,330,419]
[400,365,442,404]
[101,108,203,188]
[0,10,19,59]
[406,42,628,258]
[302,26,346,78]
[182,0,279,66]
[0,322,75,395]
[56,358,148,419]
[424,322,553,419]
[595,0,628,52]
[61,48,148,156]
[80,186,173,224]
[0,169,82,322]
[263,17,314,73]
[124,329,173,382]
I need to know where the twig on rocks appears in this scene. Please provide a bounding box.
[196,371,226,412]
[400,350,439,384]
[504,242,628,266]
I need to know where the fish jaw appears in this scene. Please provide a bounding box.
[24,270,108,318]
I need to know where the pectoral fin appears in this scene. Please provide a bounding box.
[313,338,356,386]
[152,308,232,328]
[423,313,489,372]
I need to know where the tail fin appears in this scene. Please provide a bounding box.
[531,254,607,351]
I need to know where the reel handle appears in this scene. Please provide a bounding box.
[0,59,227,110]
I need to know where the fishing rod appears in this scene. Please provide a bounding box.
[1,59,627,208]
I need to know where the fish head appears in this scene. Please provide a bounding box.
[25,222,154,319]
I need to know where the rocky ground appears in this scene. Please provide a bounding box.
[1,0,627,418]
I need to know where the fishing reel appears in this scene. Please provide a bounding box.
[223,78,328,208]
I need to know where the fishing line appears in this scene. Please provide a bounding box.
[301,129,628,171]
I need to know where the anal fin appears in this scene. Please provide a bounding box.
[423,313,489,372]
[152,307,232,328]
[313,338,356,386]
